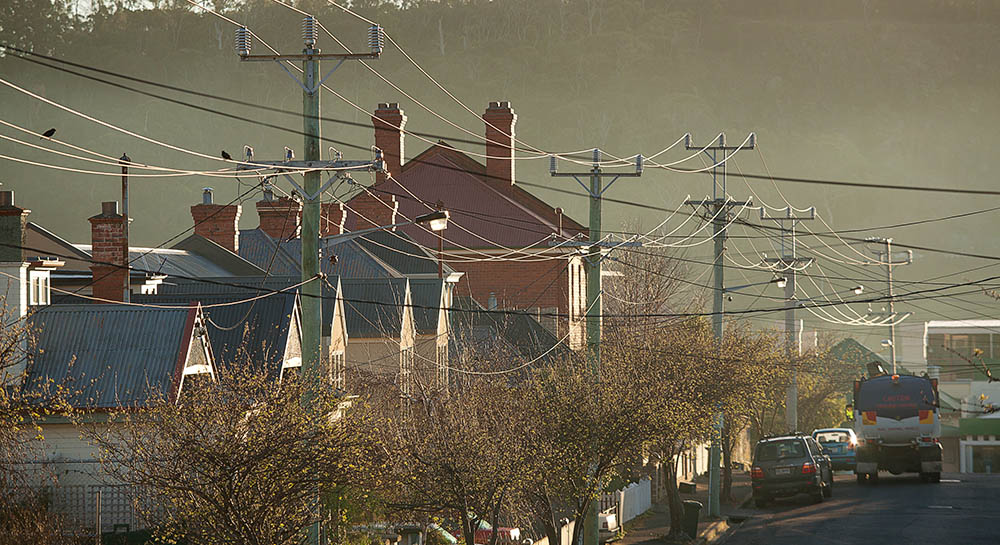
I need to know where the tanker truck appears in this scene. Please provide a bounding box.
[853,373,942,484]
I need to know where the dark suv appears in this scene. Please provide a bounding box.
[751,434,833,507]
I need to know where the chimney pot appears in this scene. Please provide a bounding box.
[378,102,388,109]
[202,188,213,204]
[0,191,12,207]
[102,201,119,215]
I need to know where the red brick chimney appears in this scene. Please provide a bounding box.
[348,192,398,231]
[89,201,127,303]
[320,202,347,237]
[483,101,516,191]
[256,186,302,240]
[372,102,406,185]
[191,188,242,252]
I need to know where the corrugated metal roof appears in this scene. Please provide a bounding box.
[238,228,405,279]
[71,245,236,278]
[353,230,454,276]
[135,293,296,377]
[236,230,303,277]
[341,278,408,338]
[408,278,444,334]
[25,304,194,409]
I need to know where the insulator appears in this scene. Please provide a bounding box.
[235,26,251,57]
[368,24,384,54]
[302,16,319,47]
[549,154,557,174]
[635,154,644,174]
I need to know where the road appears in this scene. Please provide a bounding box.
[724,472,999,545]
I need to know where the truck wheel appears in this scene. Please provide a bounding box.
[856,473,866,485]
[930,472,941,483]
[869,472,879,485]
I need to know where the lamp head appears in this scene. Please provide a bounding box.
[852,285,864,295]
[416,210,449,232]
[775,277,788,289]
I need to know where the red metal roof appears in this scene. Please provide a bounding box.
[370,143,586,251]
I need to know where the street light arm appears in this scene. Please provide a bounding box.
[324,211,449,245]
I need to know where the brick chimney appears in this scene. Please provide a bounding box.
[348,192,398,231]
[0,190,29,263]
[256,187,302,240]
[372,102,406,185]
[89,201,127,303]
[191,187,242,252]
[483,101,516,191]
[321,202,347,237]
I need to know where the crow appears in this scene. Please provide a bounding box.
[221,150,233,161]
[40,128,56,139]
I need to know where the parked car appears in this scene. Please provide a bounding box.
[750,434,833,508]
[812,427,858,471]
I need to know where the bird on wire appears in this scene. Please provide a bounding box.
[40,128,56,139]
[221,150,233,161]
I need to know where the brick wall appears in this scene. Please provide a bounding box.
[446,257,570,315]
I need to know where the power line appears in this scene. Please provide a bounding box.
[6,44,1000,198]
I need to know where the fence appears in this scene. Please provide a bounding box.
[535,477,652,545]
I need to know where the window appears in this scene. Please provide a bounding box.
[815,431,851,444]
[755,440,805,462]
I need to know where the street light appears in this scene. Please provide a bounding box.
[327,210,450,246]
[417,210,449,232]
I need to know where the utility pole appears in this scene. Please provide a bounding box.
[234,16,383,545]
[683,133,754,518]
[760,207,816,433]
[120,153,130,303]
[551,149,643,545]
[865,237,912,374]
[234,16,383,386]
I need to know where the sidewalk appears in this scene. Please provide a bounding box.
[617,472,752,545]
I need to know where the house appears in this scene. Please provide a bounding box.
[25,197,263,301]
[340,278,424,396]
[891,319,1000,473]
[19,303,215,532]
[345,101,587,343]
[149,275,348,388]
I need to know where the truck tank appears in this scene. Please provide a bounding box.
[853,373,942,483]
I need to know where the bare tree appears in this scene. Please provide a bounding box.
[88,364,380,545]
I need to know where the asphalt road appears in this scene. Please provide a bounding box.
[724,472,999,545]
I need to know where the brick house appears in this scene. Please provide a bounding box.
[346,101,588,341]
